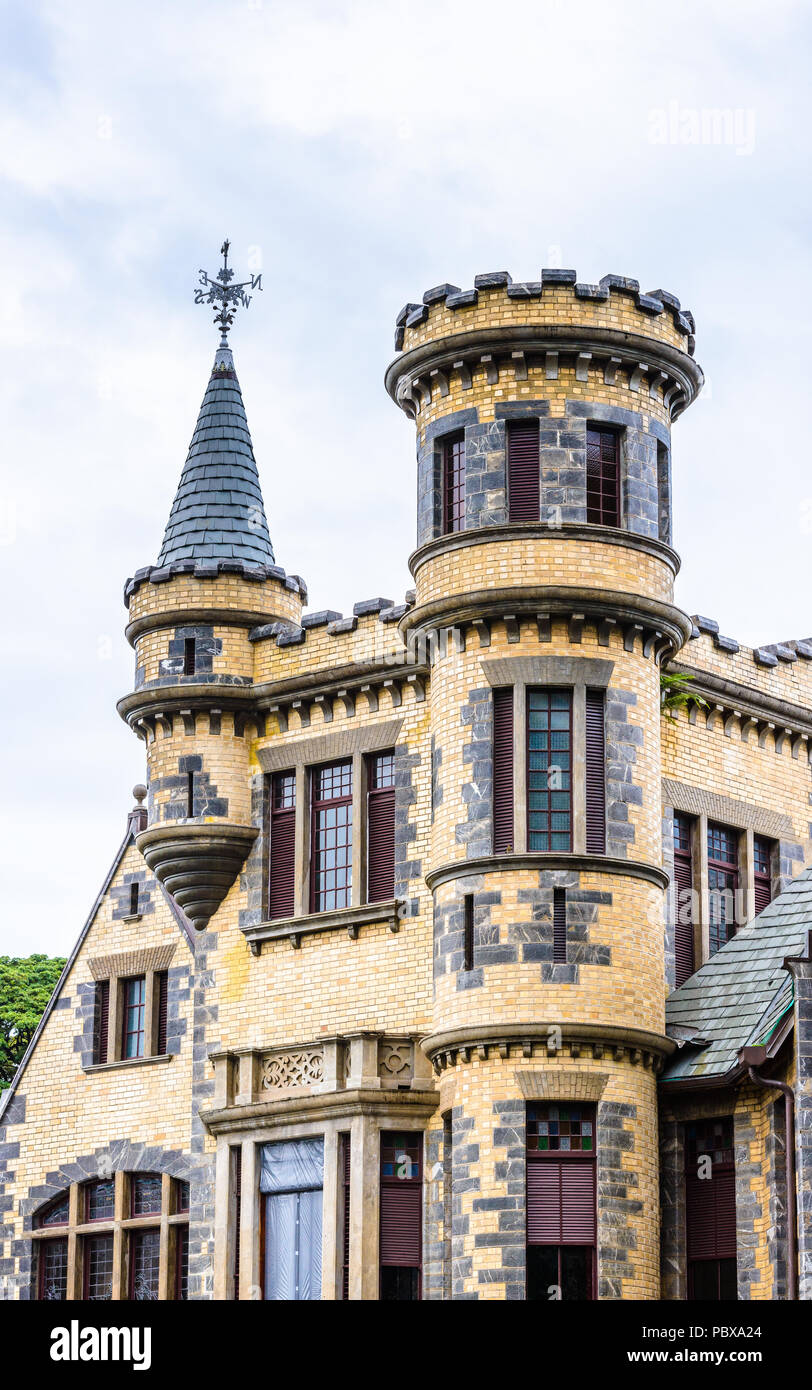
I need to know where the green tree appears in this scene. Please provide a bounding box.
[0,955,66,1091]
[660,671,708,721]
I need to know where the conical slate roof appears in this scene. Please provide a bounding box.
[157,344,275,566]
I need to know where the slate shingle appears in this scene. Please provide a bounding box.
[156,345,275,566]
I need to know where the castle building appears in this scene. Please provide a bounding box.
[2,257,812,1302]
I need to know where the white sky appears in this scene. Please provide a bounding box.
[1,0,810,956]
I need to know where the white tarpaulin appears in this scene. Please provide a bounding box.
[260,1138,324,1301]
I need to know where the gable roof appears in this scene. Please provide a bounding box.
[662,867,812,1082]
[156,344,275,567]
[0,826,193,1121]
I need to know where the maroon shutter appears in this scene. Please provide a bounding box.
[269,773,296,919]
[584,689,606,854]
[686,1169,736,1261]
[753,835,772,916]
[156,971,168,1055]
[673,813,694,987]
[94,979,109,1065]
[380,1184,422,1265]
[380,1134,422,1274]
[367,787,395,903]
[492,687,514,853]
[507,421,540,522]
[527,1161,596,1244]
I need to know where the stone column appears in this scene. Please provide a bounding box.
[348,1114,380,1299]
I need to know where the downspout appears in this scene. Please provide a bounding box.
[738,1044,797,1301]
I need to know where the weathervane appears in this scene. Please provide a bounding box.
[194,240,263,344]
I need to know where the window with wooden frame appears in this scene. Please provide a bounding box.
[367,751,395,903]
[269,770,296,920]
[38,1237,68,1301]
[311,760,353,912]
[526,1103,596,1301]
[379,1132,422,1301]
[673,812,695,987]
[492,686,515,853]
[33,1174,190,1302]
[527,689,573,852]
[507,419,540,522]
[684,1117,737,1301]
[753,836,774,917]
[122,976,147,1059]
[130,1228,161,1301]
[442,432,466,534]
[586,426,620,527]
[707,823,739,954]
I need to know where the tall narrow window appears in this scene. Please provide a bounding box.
[84,1234,114,1301]
[685,1118,737,1301]
[269,771,296,919]
[463,894,475,971]
[130,1229,161,1301]
[155,967,168,1050]
[526,1104,596,1301]
[183,638,196,675]
[492,686,514,853]
[92,978,110,1065]
[673,812,695,987]
[507,420,540,522]
[528,690,572,852]
[367,751,395,903]
[341,1134,351,1301]
[38,1239,68,1301]
[260,1138,324,1301]
[442,433,466,534]
[584,689,606,854]
[753,836,773,917]
[311,761,353,912]
[552,888,567,963]
[129,882,139,916]
[586,427,620,527]
[123,976,146,1059]
[186,771,195,817]
[380,1132,422,1300]
[707,823,739,954]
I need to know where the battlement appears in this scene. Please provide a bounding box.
[387,269,703,426]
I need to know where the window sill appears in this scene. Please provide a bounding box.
[83,1054,173,1074]
[242,898,403,955]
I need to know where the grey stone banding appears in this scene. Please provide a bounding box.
[393,269,696,351]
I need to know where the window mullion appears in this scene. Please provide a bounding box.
[158,1172,172,1301]
[111,1170,127,1300]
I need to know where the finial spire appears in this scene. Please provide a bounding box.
[194,239,263,345]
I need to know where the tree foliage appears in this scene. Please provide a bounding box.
[660,670,708,721]
[0,955,66,1091]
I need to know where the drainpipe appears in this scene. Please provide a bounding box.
[738,1044,797,1301]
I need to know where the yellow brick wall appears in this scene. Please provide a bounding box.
[4,846,195,1229]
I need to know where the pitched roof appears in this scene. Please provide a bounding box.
[0,828,193,1121]
[662,868,812,1082]
[157,345,275,567]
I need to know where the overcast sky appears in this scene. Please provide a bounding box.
[1,0,810,957]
